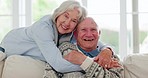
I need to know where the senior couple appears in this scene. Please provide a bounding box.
[0,0,123,78]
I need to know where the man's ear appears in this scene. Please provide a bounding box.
[73,30,78,38]
[99,30,101,35]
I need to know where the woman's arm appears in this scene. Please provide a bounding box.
[64,51,124,78]
[31,15,82,73]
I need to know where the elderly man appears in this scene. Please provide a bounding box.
[44,17,123,78]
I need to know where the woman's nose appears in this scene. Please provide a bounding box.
[64,19,71,26]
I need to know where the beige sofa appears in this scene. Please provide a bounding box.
[0,51,46,78]
[123,53,148,78]
[0,51,148,78]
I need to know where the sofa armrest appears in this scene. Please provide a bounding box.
[123,53,148,78]
[2,55,46,78]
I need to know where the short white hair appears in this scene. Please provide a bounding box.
[52,0,87,24]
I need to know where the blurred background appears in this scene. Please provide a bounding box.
[0,0,148,60]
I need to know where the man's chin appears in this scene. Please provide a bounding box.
[84,45,93,49]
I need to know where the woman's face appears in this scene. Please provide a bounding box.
[56,8,79,34]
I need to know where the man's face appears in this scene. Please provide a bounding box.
[76,18,100,52]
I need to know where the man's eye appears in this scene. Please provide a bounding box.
[92,29,97,31]
[81,29,86,31]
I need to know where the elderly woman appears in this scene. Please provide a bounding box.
[0,0,86,73]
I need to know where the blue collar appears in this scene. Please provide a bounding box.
[77,45,100,58]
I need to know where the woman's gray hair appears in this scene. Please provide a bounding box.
[52,0,87,24]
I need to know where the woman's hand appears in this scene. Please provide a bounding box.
[64,50,87,65]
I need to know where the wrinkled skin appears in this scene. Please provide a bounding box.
[64,17,120,69]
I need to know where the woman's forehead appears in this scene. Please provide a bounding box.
[66,9,79,19]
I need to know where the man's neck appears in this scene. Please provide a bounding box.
[77,45,99,58]
[77,45,96,52]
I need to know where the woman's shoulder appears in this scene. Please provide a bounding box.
[39,14,52,22]
[32,14,53,28]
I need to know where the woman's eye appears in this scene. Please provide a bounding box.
[72,20,77,23]
[63,13,69,19]
[64,14,68,19]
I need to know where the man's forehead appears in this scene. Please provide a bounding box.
[79,18,96,27]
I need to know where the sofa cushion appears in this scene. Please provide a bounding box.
[123,53,148,78]
[2,55,46,78]
[0,51,6,78]
[0,51,6,61]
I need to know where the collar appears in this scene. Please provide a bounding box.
[77,45,100,58]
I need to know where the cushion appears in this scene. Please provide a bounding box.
[2,55,46,78]
[123,53,148,78]
[0,51,6,77]
[0,61,4,78]
[0,51,6,61]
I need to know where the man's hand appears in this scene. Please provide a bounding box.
[64,50,87,65]
[106,58,122,69]
[94,48,113,68]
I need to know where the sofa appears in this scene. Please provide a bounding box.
[123,53,148,78]
[0,51,46,78]
[0,51,148,78]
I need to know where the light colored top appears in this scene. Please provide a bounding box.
[0,15,82,73]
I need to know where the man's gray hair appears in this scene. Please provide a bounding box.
[52,0,87,24]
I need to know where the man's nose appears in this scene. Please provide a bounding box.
[86,31,93,37]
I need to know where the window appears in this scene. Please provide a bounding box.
[87,0,120,54]
[0,0,148,60]
[0,0,12,42]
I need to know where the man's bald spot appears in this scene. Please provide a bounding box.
[77,17,98,29]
